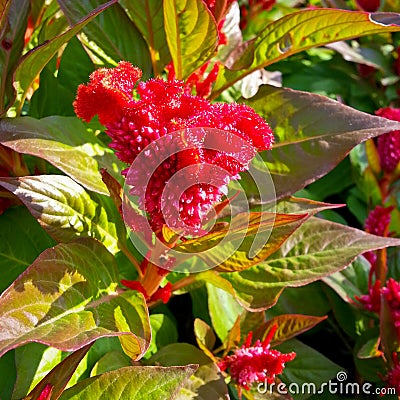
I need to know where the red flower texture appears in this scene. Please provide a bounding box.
[355,0,380,12]
[74,62,274,234]
[355,279,381,313]
[364,205,394,237]
[382,278,400,330]
[384,353,400,394]
[375,108,400,173]
[218,325,296,391]
[356,278,400,330]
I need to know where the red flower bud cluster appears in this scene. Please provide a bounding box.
[218,325,296,390]
[74,62,273,234]
[375,108,400,174]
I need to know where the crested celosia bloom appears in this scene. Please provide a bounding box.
[355,279,381,313]
[384,353,400,394]
[375,108,400,173]
[218,325,296,391]
[74,62,273,234]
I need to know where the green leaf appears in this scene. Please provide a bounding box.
[207,284,242,343]
[145,314,178,358]
[25,344,92,400]
[223,217,400,310]
[194,318,216,359]
[0,175,125,254]
[90,350,131,376]
[147,343,228,400]
[0,349,16,400]
[322,256,370,303]
[163,0,218,79]
[0,238,151,359]
[59,365,197,400]
[0,116,124,195]
[0,0,29,114]
[57,0,151,77]
[242,85,400,199]
[29,37,94,118]
[278,338,342,400]
[13,343,63,399]
[12,0,116,113]
[119,0,170,75]
[0,206,55,293]
[211,9,400,97]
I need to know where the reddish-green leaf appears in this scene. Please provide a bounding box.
[0,238,151,359]
[0,116,123,195]
[59,365,197,400]
[119,0,169,75]
[254,314,327,346]
[163,0,218,79]
[223,217,400,310]
[0,175,125,254]
[12,0,116,113]
[0,0,29,114]
[242,85,400,199]
[211,9,400,97]
[25,344,92,400]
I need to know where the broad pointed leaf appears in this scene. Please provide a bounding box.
[57,0,151,77]
[119,0,169,75]
[223,217,400,310]
[163,0,218,79]
[242,85,400,199]
[0,0,29,114]
[12,0,116,113]
[254,314,327,346]
[0,175,125,254]
[0,238,151,359]
[0,116,123,195]
[0,207,55,293]
[59,365,197,400]
[174,212,307,273]
[211,9,400,97]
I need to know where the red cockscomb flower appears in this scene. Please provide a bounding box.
[355,279,381,313]
[74,62,274,234]
[218,325,296,391]
[375,108,400,173]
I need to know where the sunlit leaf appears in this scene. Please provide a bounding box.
[57,0,151,77]
[0,175,125,254]
[242,85,400,199]
[163,0,218,79]
[12,0,116,113]
[223,217,400,310]
[0,116,123,195]
[59,365,197,399]
[119,0,169,75]
[211,9,400,97]
[0,238,151,359]
[194,319,216,362]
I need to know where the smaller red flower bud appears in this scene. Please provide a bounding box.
[37,384,53,400]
